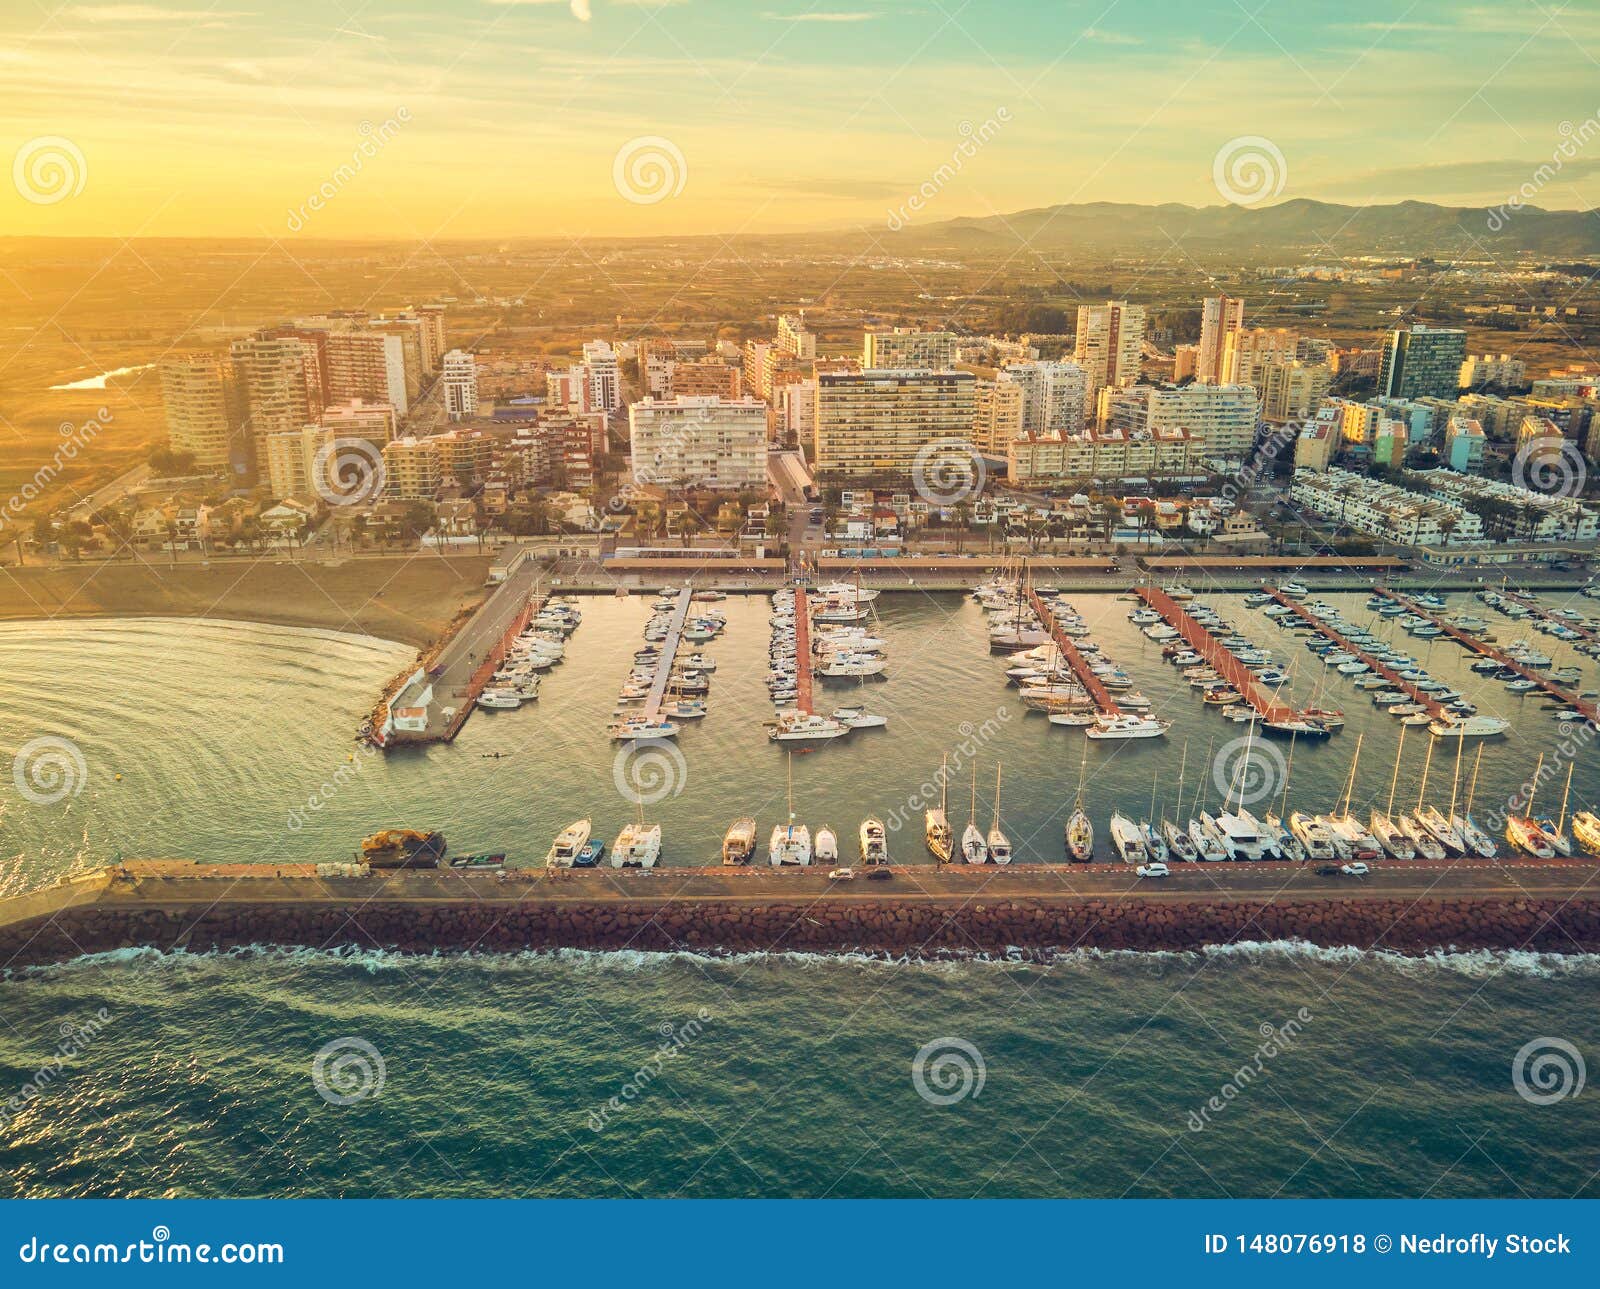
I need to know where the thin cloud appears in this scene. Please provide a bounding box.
[65,4,254,19]
[761,10,881,21]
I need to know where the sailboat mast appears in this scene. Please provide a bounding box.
[1173,741,1188,824]
[1559,762,1574,833]
[1386,727,1406,818]
[1417,736,1435,812]
[940,753,948,817]
[1527,752,1545,817]
[1339,733,1364,816]
[1279,729,1297,818]
[1467,745,1484,815]
[993,765,1002,833]
[1447,734,1464,822]
[970,760,978,827]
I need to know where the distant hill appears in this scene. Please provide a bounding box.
[871,199,1600,259]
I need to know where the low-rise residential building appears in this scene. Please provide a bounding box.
[1291,467,1484,546]
[1008,427,1202,485]
[1445,416,1487,471]
[1460,353,1527,389]
[1421,468,1598,542]
[1293,408,1340,472]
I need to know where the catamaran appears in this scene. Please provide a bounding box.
[926,754,954,863]
[611,819,662,868]
[769,755,812,866]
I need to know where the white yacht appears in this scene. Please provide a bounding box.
[859,817,889,865]
[1085,713,1170,740]
[1214,811,1271,860]
[1428,714,1511,738]
[545,818,592,868]
[831,706,888,729]
[768,712,849,742]
[608,718,680,741]
[610,822,662,868]
[477,689,524,710]
[1109,812,1149,864]
[814,826,839,865]
[1288,811,1339,861]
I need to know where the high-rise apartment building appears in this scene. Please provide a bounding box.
[159,354,234,469]
[382,437,443,499]
[971,379,1025,454]
[1142,384,1259,460]
[1260,359,1333,424]
[1221,327,1299,388]
[229,335,314,467]
[862,328,956,371]
[1378,324,1468,400]
[671,360,743,400]
[1196,295,1245,384]
[581,340,622,412]
[441,349,479,421]
[628,395,768,490]
[320,399,398,446]
[1073,301,1145,397]
[776,313,817,360]
[813,370,976,476]
[319,328,411,416]
[999,360,1089,435]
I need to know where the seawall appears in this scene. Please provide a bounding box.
[3,865,1599,968]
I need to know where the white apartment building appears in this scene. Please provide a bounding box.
[971,379,1025,454]
[159,354,233,469]
[581,340,621,412]
[441,349,479,421]
[777,313,817,360]
[628,395,768,490]
[1422,468,1598,542]
[1460,353,1527,389]
[1142,384,1259,460]
[778,380,816,444]
[1222,327,1299,388]
[1260,359,1333,423]
[1291,467,1484,547]
[862,328,956,370]
[1073,301,1145,396]
[1009,427,1202,485]
[999,360,1089,435]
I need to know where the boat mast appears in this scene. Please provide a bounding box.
[940,753,949,818]
[1558,761,1574,834]
[1416,735,1435,812]
[1339,732,1364,817]
[1172,740,1188,826]
[1447,733,1464,823]
[993,764,1002,833]
[1466,745,1484,816]
[1193,738,1213,816]
[1278,729,1298,819]
[970,759,978,829]
[1527,752,1545,817]
[1386,726,1407,818]
[1074,737,1090,810]
[786,751,795,838]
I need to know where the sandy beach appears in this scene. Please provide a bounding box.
[0,554,492,648]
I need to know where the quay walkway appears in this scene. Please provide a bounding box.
[793,587,814,715]
[1025,587,1120,715]
[1378,586,1600,725]
[1265,590,1448,721]
[641,587,695,721]
[1134,586,1300,724]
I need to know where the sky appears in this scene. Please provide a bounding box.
[1,0,1599,240]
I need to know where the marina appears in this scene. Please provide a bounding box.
[1377,585,1600,729]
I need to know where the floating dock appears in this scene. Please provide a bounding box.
[1133,586,1301,723]
[793,587,814,715]
[641,587,696,721]
[1501,590,1600,648]
[1265,589,1449,721]
[1377,585,1599,725]
[1026,587,1120,715]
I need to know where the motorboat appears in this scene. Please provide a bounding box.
[859,817,889,865]
[1288,811,1339,861]
[722,817,757,866]
[477,689,525,710]
[1085,713,1170,740]
[545,818,592,868]
[1428,715,1510,738]
[814,826,839,866]
[768,712,849,742]
[611,821,662,868]
[608,718,680,741]
[1109,812,1148,864]
[831,706,888,730]
[1571,810,1600,856]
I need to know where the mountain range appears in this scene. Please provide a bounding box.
[870,199,1600,260]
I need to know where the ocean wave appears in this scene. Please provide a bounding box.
[9,938,1600,982]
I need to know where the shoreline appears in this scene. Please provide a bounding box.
[4,862,1598,970]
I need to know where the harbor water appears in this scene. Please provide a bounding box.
[1,592,1597,1198]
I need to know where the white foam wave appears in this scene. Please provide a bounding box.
[8,937,1600,982]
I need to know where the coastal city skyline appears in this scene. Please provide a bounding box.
[4,0,1600,238]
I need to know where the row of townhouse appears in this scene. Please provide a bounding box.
[1290,467,1485,547]
[1419,468,1599,542]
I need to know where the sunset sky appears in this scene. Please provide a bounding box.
[2,0,1598,239]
